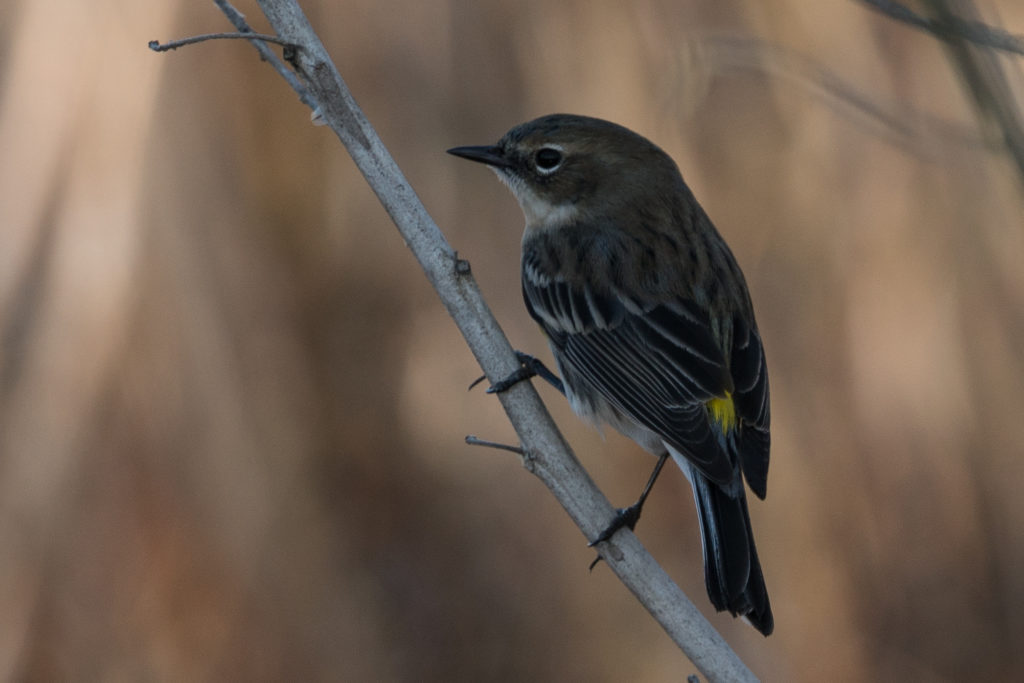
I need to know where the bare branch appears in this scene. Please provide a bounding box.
[153,1,763,680]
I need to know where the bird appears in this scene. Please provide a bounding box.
[448,113,773,636]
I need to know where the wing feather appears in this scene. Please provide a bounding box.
[730,317,771,498]
[524,272,736,485]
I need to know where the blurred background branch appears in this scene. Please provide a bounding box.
[860,0,1024,55]
[860,0,1024,184]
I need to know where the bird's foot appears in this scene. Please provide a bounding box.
[470,351,565,395]
[587,504,643,570]
[588,502,643,548]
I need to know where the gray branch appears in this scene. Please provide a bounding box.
[182,1,761,680]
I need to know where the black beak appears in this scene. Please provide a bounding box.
[446,145,511,168]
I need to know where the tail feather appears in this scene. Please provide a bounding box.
[684,460,774,636]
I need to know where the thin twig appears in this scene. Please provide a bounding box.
[148,32,292,52]
[212,0,319,112]
[147,1,318,112]
[858,0,1024,56]
[465,435,525,455]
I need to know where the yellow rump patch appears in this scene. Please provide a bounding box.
[707,392,737,432]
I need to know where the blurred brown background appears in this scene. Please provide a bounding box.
[2,0,1023,680]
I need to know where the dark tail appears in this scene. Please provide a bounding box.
[689,470,774,636]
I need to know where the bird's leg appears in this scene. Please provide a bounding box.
[478,351,565,395]
[589,451,670,548]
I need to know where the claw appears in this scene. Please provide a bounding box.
[475,351,566,395]
[486,365,538,393]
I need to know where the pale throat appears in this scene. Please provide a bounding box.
[493,169,578,230]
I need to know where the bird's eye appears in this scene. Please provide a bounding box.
[534,147,563,173]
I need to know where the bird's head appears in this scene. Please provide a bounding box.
[448,114,681,230]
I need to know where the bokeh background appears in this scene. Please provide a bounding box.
[2,0,1023,680]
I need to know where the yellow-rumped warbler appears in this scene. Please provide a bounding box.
[448,114,772,636]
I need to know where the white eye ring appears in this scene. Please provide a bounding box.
[534,145,564,175]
